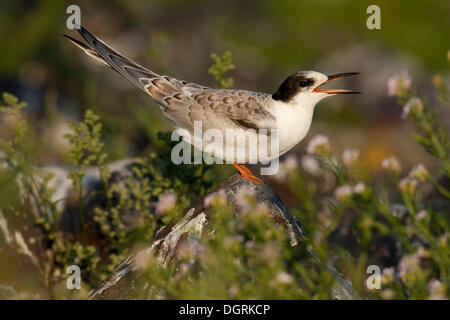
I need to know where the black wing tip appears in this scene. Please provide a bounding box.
[63,33,91,49]
[62,33,78,42]
[74,25,96,42]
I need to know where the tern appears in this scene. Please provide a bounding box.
[65,26,360,184]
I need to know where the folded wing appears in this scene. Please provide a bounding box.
[65,26,276,133]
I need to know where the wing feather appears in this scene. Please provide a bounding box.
[65,26,276,132]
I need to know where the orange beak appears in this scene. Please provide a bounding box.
[313,72,361,94]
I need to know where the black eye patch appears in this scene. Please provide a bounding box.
[272,74,316,102]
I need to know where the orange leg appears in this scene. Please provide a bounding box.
[232,163,264,184]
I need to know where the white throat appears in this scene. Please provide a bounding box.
[269,92,327,156]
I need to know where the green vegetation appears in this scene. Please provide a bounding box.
[208,51,235,89]
[0,0,449,300]
[0,51,449,299]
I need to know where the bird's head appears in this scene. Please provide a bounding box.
[272,71,360,106]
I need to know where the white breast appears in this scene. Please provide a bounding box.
[269,96,316,156]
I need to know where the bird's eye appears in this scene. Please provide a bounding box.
[299,80,308,87]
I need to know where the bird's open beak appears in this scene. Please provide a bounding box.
[313,72,361,94]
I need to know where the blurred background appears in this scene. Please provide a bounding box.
[0,0,448,170]
[0,0,449,299]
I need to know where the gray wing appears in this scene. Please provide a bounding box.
[66,26,276,132]
[163,89,276,132]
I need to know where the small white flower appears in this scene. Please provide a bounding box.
[387,71,412,97]
[275,271,294,285]
[399,177,418,193]
[300,155,321,176]
[342,149,360,166]
[416,210,427,221]
[306,134,330,155]
[334,185,354,202]
[408,163,430,182]
[398,253,421,282]
[402,97,423,119]
[381,155,402,173]
[353,182,366,194]
[274,154,299,182]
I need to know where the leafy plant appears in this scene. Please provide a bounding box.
[208,51,235,89]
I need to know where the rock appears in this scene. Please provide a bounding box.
[89,173,359,300]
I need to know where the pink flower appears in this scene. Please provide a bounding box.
[342,149,360,166]
[408,163,430,181]
[300,155,321,176]
[306,134,330,155]
[381,267,395,285]
[398,253,421,282]
[399,177,418,193]
[353,182,366,194]
[203,189,227,207]
[381,155,402,173]
[334,183,366,202]
[155,192,176,216]
[402,97,423,119]
[387,71,412,97]
[334,185,354,202]
[274,271,294,285]
[235,185,256,211]
[274,154,299,182]
[416,210,427,221]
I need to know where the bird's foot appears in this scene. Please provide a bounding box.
[232,163,264,185]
